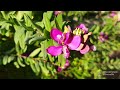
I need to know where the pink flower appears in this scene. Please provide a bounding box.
[98,32,108,42]
[74,24,93,54]
[109,11,117,17]
[54,11,63,16]
[46,27,81,58]
[57,67,63,72]
[57,59,70,72]
[90,45,96,51]
[77,24,88,34]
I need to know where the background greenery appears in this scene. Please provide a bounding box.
[0,11,120,79]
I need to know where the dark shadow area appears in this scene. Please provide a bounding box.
[0,63,39,79]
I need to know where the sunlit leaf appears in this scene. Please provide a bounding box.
[29,48,41,57]
[3,55,8,65]
[43,13,51,32]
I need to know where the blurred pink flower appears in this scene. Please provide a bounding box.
[54,11,63,16]
[98,32,108,42]
[90,45,96,51]
[109,11,117,17]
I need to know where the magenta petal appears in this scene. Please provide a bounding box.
[110,12,116,17]
[77,24,88,34]
[50,28,63,43]
[65,59,70,67]
[68,36,81,50]
[78,24,86,29]
[46,46,63,56]
[62,45,70,58]
[64,33,73,44]
[54,11,63,16]
[100,32,105,36]
[80,45,90,54]
[57,67,63,72]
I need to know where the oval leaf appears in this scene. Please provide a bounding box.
[29,48,41,57]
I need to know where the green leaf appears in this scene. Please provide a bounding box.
[47,63,56,76]
[72,72,82,79]
[101,65,107,70]
[44,29,50,38]
[89,25,97,32]
[17,57,25,67]
[8,55,15,63]
[39,40,48,59]
[46,11,53,20]
[104,18,114,25]
[93,69,101,79]
[5,31,10,37]
[16,11,24,21]
[14,25,27,50]
[112,46,118,51]
[25,34,36,44]
[46,62,52,71]
[7,11,16,16]
[19,31,26,50]
[39,61,49,76]
[14,62,20,68]
[102,24,113,32]
[1,22,12,30]
[1,11,8,20]
[51,20,56,27]
[67,11,74,16]
[14,25,25,44]
[18,21,34,31]
[107,64,114,70]
[0,21,7,26]
[29,48,41,57]
[30,61,37,73]
[28,36,46,44]
[24,15,32,27]
[58,54,66,68]
[23,11,33,18]
[24,14,43,34]
[110,59,114,64]
[16,11,32,21]
[48,54,54,62]
[114,64,120,70]
[3,55,8,65]
[55,13,63,30]
[0,29,6,35]
[93,25,100,34]
[43,13,51,32]
[24,58,30,65]
[36,21,44,29]
[35,62,40,73]
[15,42,20,54]
[25,31,34,38]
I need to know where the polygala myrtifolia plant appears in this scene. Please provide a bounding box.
[0,11,120,79]
[46,24,96,72]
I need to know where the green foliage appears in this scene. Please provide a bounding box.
[43,12,51,32]
[0,11,120,79]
